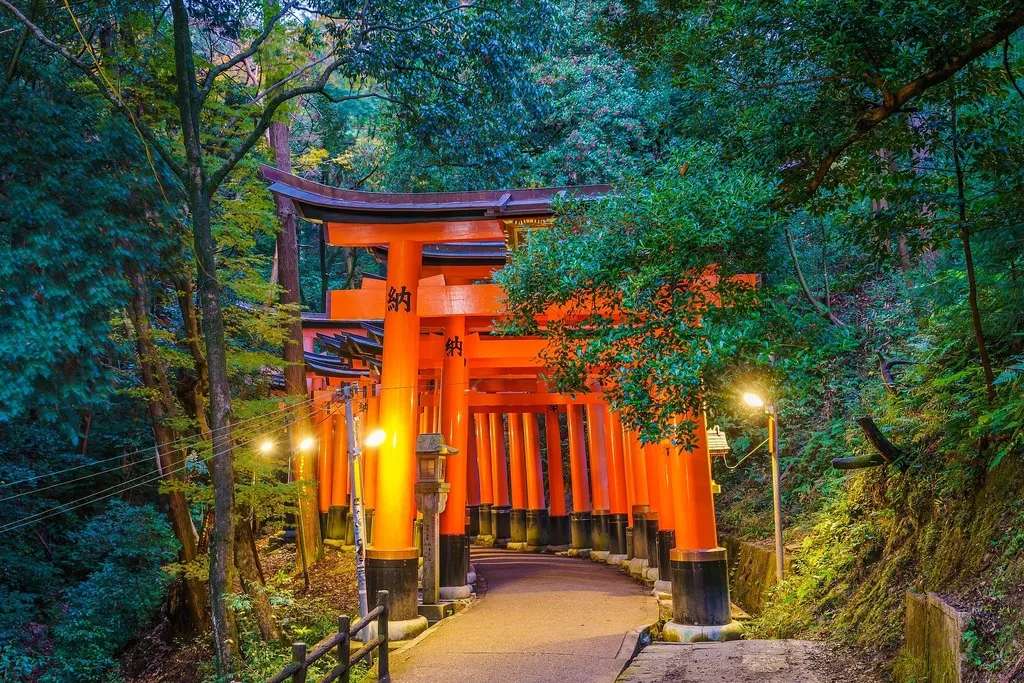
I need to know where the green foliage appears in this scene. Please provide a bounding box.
[42,501,178,682]
[499,141,776,442]
[0,73,173,428]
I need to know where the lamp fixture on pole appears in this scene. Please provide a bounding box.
[742,390,784,583]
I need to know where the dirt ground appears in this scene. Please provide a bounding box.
[120,540,359,683]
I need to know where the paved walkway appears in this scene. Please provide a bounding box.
[389,548,657,683]
[616,641,883,682]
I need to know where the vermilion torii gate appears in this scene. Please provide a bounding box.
[264,167,744,643]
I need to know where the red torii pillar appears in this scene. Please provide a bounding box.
[438,315,472,597]
[606,410,629,559]
[474,413,495,539]
[506,412,528,544]
[566,403,592,550]
[654,441,676,587]
[544,407,571,546]
[489,412,512,544]
[626,429,651,564]
[325,406,350,542]
[466,431,481,537]
[642,442,663,578]
[368,239,423,628]
[523,412,549,547]
[664,413,739,640]
[362,386,380,543]
[585,401,611,552]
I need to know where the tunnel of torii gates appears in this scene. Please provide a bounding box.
[263,166,749,641]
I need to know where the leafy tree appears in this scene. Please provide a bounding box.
[0,71,171,427]
[43,501,178,682]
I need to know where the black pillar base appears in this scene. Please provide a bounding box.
[670,547,731,626]
[318,512,329,536]
[510,509,528,543]
[591,511,611,552]
[570,511,592,550]
[526,509,549,546]
[364,508,375,546]
[366,548,419,621]
[625,527,634,558]
[466,505,480,538]
[477,503,493,537]
[644,514,660,569]
[548,515,571,546]
[631,505,649,559]
[325,505,348,541]
[439,534,469,588]
[345,511,355,545]
[657,529,675,581]
[492,505,512,543]
[609,513,628,555]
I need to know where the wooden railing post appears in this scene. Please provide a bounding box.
[338,615,351,683]
[291,642,308,683]
[377,590,390,682]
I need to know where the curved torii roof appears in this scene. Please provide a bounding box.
[260,166,609,224]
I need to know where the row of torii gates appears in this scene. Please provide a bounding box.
[263,168,745,642]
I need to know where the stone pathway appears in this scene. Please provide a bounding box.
[616,640,884,683]
[389,548,657,682]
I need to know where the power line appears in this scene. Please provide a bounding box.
[0,405,306,503]
[0,397,314,489]
[0,409,335,535]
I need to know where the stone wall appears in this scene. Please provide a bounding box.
[721,534,791,615]
[896,591,966,683]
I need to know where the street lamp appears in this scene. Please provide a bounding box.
[258,439,275,456]
[297,435,316,453]
[742,390,784,583]
[364,428,386,449]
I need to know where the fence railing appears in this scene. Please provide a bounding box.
[267,590,390,683]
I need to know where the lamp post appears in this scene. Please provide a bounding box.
[742,392,784,582]
[290,432,317,591]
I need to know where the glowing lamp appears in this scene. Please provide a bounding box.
[258,439,275,455]
[364,428,386,449]
[297,435,316,452]
[742,392,766,409]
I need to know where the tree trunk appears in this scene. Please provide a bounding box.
[192,187,241,671]
[234,522,282,641]
[268,119,322,570]
[170,0,240,670]
[950,97,997,404]
[319,224,328,311]
[126,268,209,633]
[175,272,212,437]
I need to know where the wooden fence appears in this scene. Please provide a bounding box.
[267,590,390,683]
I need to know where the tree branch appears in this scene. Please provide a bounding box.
[1004,36,1024,100]
[206,54,386,193]
[0,0,186,181]
[198,2,294,103]
[785,225,845,326]
[362,2,480,33]
[807,9,1024,196]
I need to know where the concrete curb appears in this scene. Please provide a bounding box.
[614,623,657,679]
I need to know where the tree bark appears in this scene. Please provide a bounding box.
[234,521,282,641]
[170,0,239,671]
[268,119,322,570]
[126,268,209,633]
[175,272,212,437]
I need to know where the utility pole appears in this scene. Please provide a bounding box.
[767,404,784,582]
[341,384,369,624]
